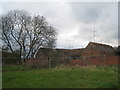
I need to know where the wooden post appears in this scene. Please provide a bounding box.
[49,57,51,68]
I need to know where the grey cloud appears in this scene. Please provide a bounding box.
[69,2,104,24]
[1,2,118,48]
[68,2,118,47]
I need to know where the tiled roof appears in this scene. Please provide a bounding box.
[88,42,115,52]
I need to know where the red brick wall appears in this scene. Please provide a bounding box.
[25,58,49,68]
[70,56,119,66]
[70,59,83,66]
[82,49,101,57]
[82,42,115,58]
[25,56,119,67]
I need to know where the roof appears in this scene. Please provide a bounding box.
[86,42,115,52]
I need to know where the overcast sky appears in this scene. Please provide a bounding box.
[1,1,118,48]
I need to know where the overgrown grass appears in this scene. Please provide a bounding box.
[2,65,119,88]
[2,64,31,72]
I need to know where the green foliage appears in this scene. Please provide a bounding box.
[2,65,118,88]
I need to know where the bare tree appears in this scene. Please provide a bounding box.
[1,10,57,64]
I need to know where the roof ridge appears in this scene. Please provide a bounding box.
[90,42,112,47]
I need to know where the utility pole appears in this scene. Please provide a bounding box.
[69,46,71,62]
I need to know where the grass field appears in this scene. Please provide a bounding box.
[2,65,119,88]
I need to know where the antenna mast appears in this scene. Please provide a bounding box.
[93,27,96,42]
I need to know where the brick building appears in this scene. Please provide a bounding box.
[70,42,117,66]
[26,42,118,67]
[36,48,83,60]
[82,42,115,58]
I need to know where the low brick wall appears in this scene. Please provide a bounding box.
[70,59,83,66]
[25,58,49,68]
[25,56,119,67]
[70,56,119,66]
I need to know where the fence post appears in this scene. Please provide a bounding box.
[49,57,51,68]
